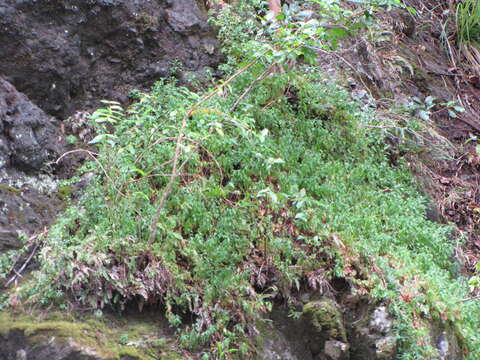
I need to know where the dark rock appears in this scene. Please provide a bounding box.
[0,179,61,252]
[0,0,222,118]
[0,78,64,251]
[257,306,315,360]
[0,77,64,173]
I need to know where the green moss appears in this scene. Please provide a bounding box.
[0,184,21,194]
[57,185,73,200]
[303,298,347,342]
[0,311,182,360]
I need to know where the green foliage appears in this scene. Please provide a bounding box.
[456,0,480,46]
[7,1,480,359]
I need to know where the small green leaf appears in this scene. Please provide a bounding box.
[419,110,430,121]
[448,109,457,118]
[327,27,350,39]
[132,168,146,177]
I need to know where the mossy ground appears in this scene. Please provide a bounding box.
[0,310,181,360]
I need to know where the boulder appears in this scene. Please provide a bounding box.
[303,298,347,343]
[0,77,64,173]
[0,311,182,360]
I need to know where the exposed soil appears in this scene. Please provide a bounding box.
[397,0,480,272]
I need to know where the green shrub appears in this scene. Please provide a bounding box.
[7,1,480,358]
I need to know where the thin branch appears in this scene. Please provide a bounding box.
[5,241,40,287]
[147,60,259,245]
[55,148,99,163]
[56,148,125,197]
[457,295,480,303]
[231,64,274,112]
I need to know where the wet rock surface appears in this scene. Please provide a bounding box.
[0,0,221,119]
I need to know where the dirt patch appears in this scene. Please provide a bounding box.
[396,0,480,272]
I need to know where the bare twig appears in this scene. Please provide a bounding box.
[457,295,480,303]
[55,148,99,163]
[56,148,125,197]
[4,236,42,288]
[231,64,275,112]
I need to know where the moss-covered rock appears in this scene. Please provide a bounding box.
[0,311,183,360]
[303,298,347,343]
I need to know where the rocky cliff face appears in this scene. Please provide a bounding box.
[0,0,222,118]
[0,77,64,173]
[0,77,64,251]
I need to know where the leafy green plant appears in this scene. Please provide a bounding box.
[456,0,480,46]
[5,1,480,359]
[118,334,129,345]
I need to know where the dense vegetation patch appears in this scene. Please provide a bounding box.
[3,1,480,359]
